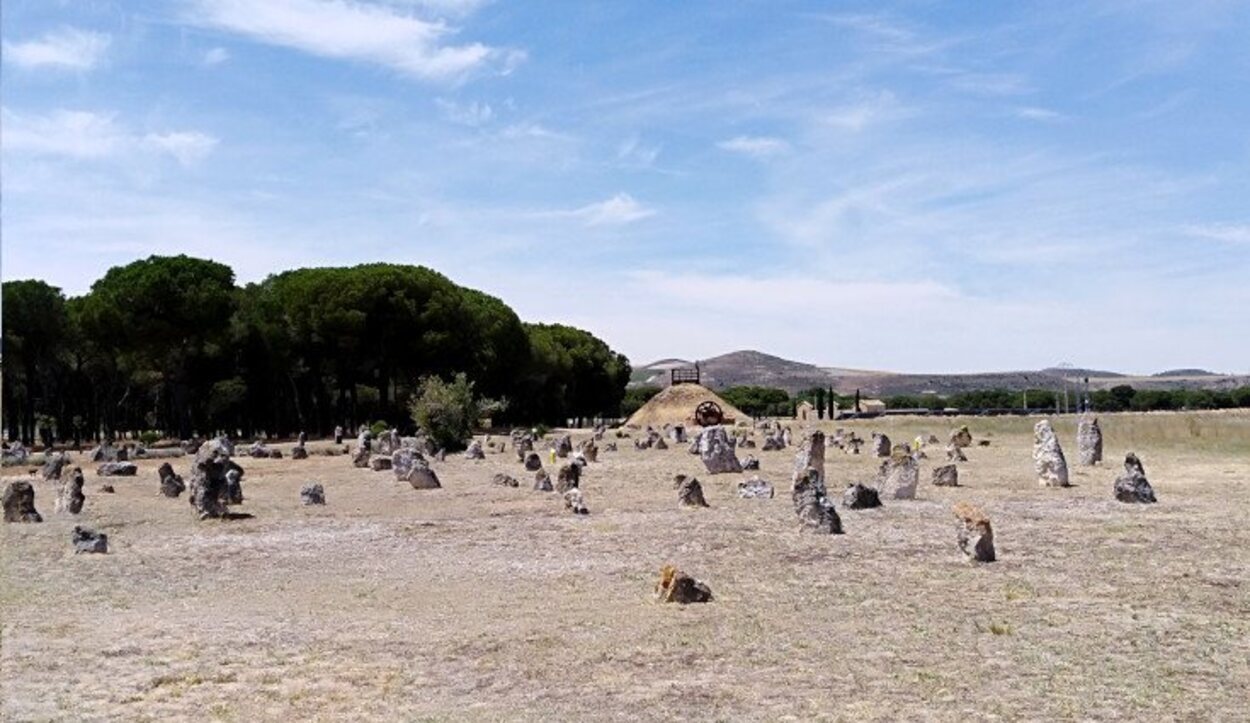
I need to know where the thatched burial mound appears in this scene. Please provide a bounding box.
[625,384,749,428]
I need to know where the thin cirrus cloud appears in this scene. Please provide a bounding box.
[2,27,111,71]
[184,0,523,82]
[550,193,656,227]
[718,135,791,158]
[1015,106,1064,122]
[435,98,493,126]
[1183,223,1250,244]
[1,108,218,167]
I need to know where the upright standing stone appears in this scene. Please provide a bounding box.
[41,451,69,481]
[1077,415,1103,466]
[393,448,440,489]
[554,434,573,459]
[675,475,709,507]
[931,464,959,487]
[1033,420,1070,487]
[1113,452,1157,503]
[792,430,826,487]
[877,446,920,499]
[2,481,42,522]
[563,487,589,514]
[668,425,687,444]
[953,502,995,562]
[225,468,244,505]
[334,425,344,445]
[188,438,238,519]
[945,443,968,463]
[949,426,973,449]
[533,469,553,491]
[872,433,891,458]
[792,467,842,533]
[556,463,580,493]
[698,426,742,474]
[56,468,86,514]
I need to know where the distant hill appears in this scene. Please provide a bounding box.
[1154,368,1217,377]
[631,350,1249,395]
[1042,366,1124,379]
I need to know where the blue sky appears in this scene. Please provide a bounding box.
[3,1,1249,374]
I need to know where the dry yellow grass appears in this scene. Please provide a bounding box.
[2,412,1248,721]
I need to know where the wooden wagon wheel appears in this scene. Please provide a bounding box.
[694,400,724,426]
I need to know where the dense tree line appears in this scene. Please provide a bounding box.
[2,256,631,445]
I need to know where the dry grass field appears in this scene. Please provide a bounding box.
[3,412,1248,721]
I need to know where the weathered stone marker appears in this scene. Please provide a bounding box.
[654,565,712,604]
[3,480,43,522]
[953,502,995,562]
[1033,420,1070,487]
[1077,415,1103,466]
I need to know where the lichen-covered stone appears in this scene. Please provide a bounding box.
[877,447,920,499]
[300,483,326,505]
[676,475,709,507]
[72,525,108,554]
[3,481,42,523]
[698,426,742,474]
[953,502,995,562]
[792,468,842,533]
[1033,420,1070,487]
[56,468,85,514]
[654,565,712,604]
[492,473,520,488]
[563,487,588,514]
[41,451,69,481]
[1077,416,1103,466]
[932,464,959,487]
[737,476,774,499]
[842,483,882,510]
[1113,452,1157,503]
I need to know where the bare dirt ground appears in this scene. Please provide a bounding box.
[3,412,1248,721]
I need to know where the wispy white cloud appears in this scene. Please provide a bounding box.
[498,123,569,141]
[1,108,218,166]
[822,90,904,131]
[1015,106,1064,121]
[558,193,656,227]
[3,27,110,71]
[1183,223,1250,244]
[142,132,219,166]
[616,135,660,167]
[435,97,492,126]
[718,135,790,158]
[185,0,521,82]
[203,46,231,65]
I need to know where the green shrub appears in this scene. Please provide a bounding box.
[408,373,477,452]
[139,431,160,446]
[369,420,389,437]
